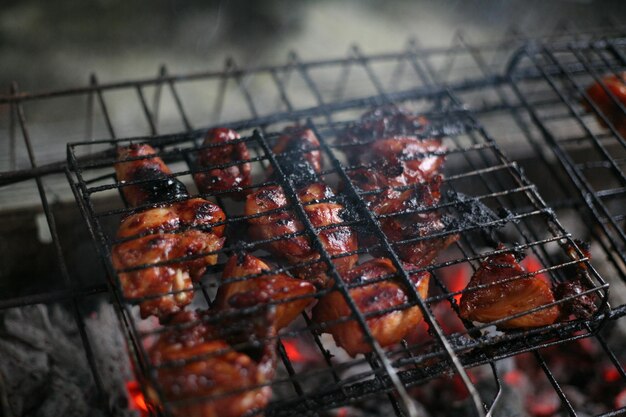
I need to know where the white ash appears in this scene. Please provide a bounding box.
[0,303,138,417]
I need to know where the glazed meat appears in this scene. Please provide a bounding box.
[459,247,559,329]
[268,126,322,187]
[112,198,226,319]
[350,138,445,188]
[313,258,430,357]
[148,303,276,417]
[340,105,429,163]
[115,144,188,207]
[584,73,626,135]
[215,253,316,330]
[245,183,358,284]
[363,175,458,268]
[194,128,252,199]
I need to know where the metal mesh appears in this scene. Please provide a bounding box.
[1,27,626,417]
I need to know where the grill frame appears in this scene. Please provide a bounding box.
[0,27,625,417]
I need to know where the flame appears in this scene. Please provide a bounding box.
[283,339,306,362]
[442,263,470,304]
[336,407,350,417]
[126,380,149,416]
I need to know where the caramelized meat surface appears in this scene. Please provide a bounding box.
[459,248,559,329]
[340,105,429,163]
[215,254,316,330]
[365,175,458,267]
[584,73,626,134]
[245,183,358,283]
[313,258,430,357]
[115,144,188,207]
[194,128,252,199]
[148,305,276,417]
[112,198,226,319]
[268,127,322,187]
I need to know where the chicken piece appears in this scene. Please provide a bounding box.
[194,128,252,199]
[459,247,560,329]
[245,183,358,284]
[268,126,322,187]
[364,175,458,267]
[148,302,276,417]
[340,105,429,164]
[584,73,626,135]
[215,253,316,330]
[313,258,430,357]
[115,144,189,207]
[112,198,226,319]
[350,138,445,188]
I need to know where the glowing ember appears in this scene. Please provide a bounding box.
[282,339,306,362]
[604,367,620,383]
[442,263,470,304]
[336,407,350,417]
[522,255,549,285]
[126,380,149,416]
[503,369,525,387]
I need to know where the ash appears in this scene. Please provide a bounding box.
[0,303,137,417]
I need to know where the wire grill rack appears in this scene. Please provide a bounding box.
[1,27,626,417]
[506,37,626,280]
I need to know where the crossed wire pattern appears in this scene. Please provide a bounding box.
[66,81,612,416]
[1,27,625,417]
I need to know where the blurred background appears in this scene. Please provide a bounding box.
[2,0,626,92]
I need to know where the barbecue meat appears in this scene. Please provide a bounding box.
[584,73,626,135]
[112,198,226,319]
[268,126,322,187]
[115,144,188,207]
[194,128,252,199]
[215,253,316,330]
[148,302,276,417]
[459,247,559,329]
[362,175,458,267]
[340,105,429,163]
[245,183,358,284]
[313,258,430,357]
[350,138,445,188]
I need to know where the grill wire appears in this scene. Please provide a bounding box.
[1,27,626,417]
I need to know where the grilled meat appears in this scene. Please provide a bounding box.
[313,258,430,357]
[268,126,322,188]
[112,198,226,319]
[584,73,626,135]
[194,128,252,199]
[363,175,458,267]
[245,183,358,284]
[459,247,559,329]
[340,105,429,163]
[115,144,188,207]
[148,301,276,417]
[215,253,316,330]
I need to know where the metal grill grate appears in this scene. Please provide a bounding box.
[1,28,626,417]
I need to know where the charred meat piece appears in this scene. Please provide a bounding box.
[313,258,430,357]
[194,128,252,199]
[245,183,358,283]
[554,240,598,320]
[459,247,559,329]
[366,175,458,268]
[148,302,276,417]
[112,198,226,319]
[340,105,429,161]
[268,126,322,187]
[584,73,626,135]
[115,144,188,207]
[351,137,446,187]
[215,253,316,330]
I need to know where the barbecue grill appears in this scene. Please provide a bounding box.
[1,27,625,417]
